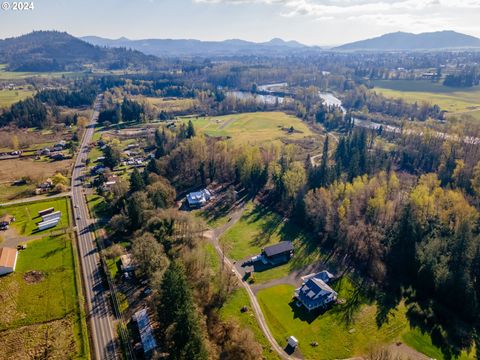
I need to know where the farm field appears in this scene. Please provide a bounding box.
[257,280,474,360]
[0,89,34,108]
[0,197,70,235]
[219,202,322,282]
[0,64,79,80]
[0,234,89,359]
[187,112,317,146]
[139,96,201,112]
[0,157,73,183]
[372,80,480,120]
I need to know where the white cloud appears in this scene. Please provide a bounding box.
[193,0,480,34]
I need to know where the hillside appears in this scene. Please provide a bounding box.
[336,31,480,51]
[0,31,158,71]
[81,36,307,57]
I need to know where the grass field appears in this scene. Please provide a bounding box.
[0,197,70,235]
[0,234,89,359]
[257,280,475,360]
[187,112,316,146]
[0,89,34,108]
[220,202,321,283]
[372,80,480,120]
[86,194,109,219]
[0,64,79,80]
[220,288,280,360]
[0,157,73,183]
[140,96,200,112]
[0,183,35,203]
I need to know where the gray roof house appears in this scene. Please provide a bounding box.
[295,271,337,311]
[186,189,212,208]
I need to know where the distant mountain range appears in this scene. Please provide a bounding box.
[1,30,479,73]
[335,31,480,51]
[81,36,308,57]
[0,31,158,72]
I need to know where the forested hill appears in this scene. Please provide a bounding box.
[81,36,308,57]
[0,31,158,71]
[336,31,480,51]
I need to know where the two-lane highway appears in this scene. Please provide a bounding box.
[72,94,118,360]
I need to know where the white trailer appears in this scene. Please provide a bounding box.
[37,218,60,231]
[41,211,61,222]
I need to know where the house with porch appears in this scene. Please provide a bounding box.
[294,271,337,311]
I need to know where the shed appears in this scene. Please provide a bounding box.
[287,336,298,348]
[0,247,18,275]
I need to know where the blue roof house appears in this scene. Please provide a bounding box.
[295,271,337,311]
[186,189,212,208]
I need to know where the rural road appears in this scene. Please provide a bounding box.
[206,205,301,360]
[72,94,119,360]
[0,191,71,207]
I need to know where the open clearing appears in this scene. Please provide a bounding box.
[0,197,70,235]
[257,281,474,360]
[0,89,34,108]
[0,234,88,359]
[220,287,280,360]
[372,80,480,120]
[220,202,322,283]
[0,157,73,183]
[0,64,79,80]
[187,112,317,146]
[138,96,200,112]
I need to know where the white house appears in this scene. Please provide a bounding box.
[0,247,18,275]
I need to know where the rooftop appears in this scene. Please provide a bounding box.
[0,247,18,269]
[262,241,293,258]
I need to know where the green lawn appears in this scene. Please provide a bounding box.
[186,112,316,146]
[86,194,109,219]
[0,234,89,358]
[220,202,321,282]
[0,197,71,235]
[372,80,480,119]
[204,242,221,274]
[0,89,34,107]
[220,288,280,360]
[257,279,475,360]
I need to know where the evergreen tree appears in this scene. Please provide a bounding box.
[158,261,207,360]
[186,120,196,139]
[130,168,145,193]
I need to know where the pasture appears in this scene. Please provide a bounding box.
[0,234,89,359]
[0,157,73,183]
[0,89,34,108]
[187,112,317,147]
[0,197,71,235]
[140,96,200,113]
[0,64,78,80]
[372,80,480,120]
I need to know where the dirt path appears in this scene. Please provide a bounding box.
[205,202,301,360]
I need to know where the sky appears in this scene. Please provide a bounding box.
[0,0,479,46]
